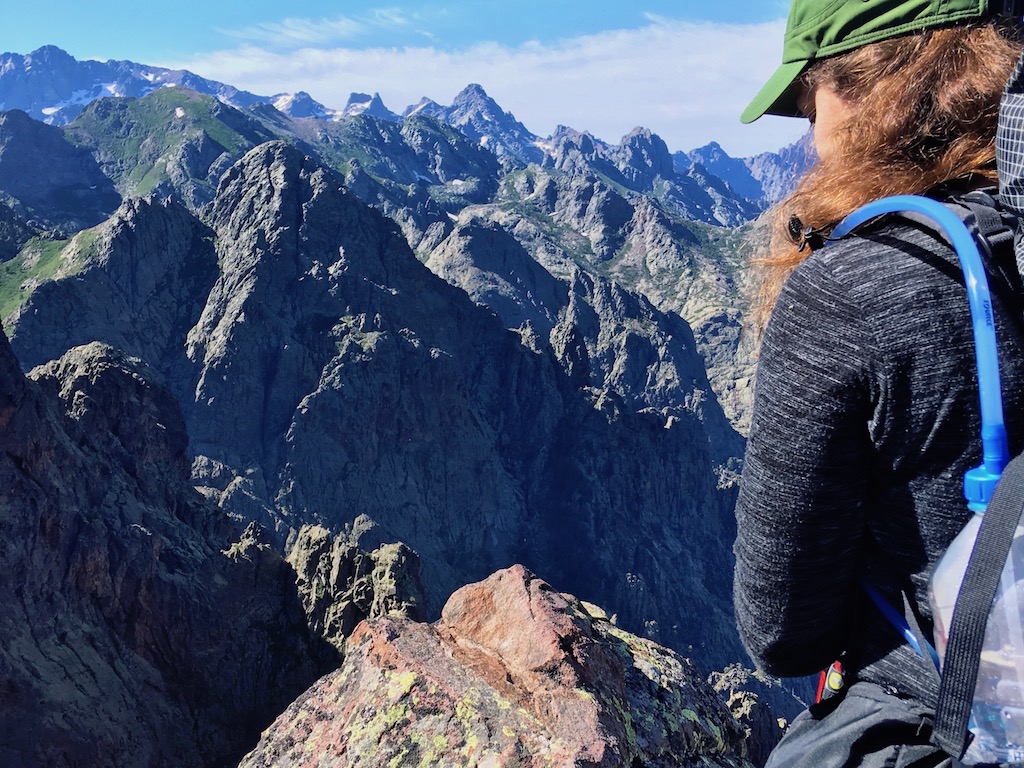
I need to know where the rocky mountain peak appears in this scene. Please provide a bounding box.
[24,44,76,68]
[401,96,446,120]
[541,127,610,179]
[343,91,399,121]
[548,124,604,155]
[32,342,190,493]
[687,142,763,205]
[448,83,506,125]
[444,83,543,164]
[744,130,815,204]
[0,333,344,767]
[272,90,330,119]
[204,139,409,291]
[612,126,675,183]
[0,107,120,232]
[452,82,490,104]
[0,46,264,126]
[9,193,217,374]
[695,140,726,157]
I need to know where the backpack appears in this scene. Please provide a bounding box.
[828,50,1024,764]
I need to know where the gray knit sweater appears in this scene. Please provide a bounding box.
[734,215,1024,706]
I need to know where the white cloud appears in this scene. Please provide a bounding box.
[219,8,424,48]
[366,8,414,29]
[221,17,367,47]
[164,18,806,157]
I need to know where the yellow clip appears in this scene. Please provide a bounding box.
[826,668,845,692]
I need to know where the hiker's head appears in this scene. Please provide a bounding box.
[745,6,1023,332]
[743,0,1017,124]
[793,23,1018,165]
[743,1,1023,186]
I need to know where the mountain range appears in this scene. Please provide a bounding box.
[0,45,813,765]
[0,46,811,209]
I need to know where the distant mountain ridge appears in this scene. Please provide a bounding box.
[0,57,794,432]
[0,45,266,124]
[0,46,810,209]
[681,134,815,206]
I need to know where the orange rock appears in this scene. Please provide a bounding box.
[240,565,753,767]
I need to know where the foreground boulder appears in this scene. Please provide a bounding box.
[240,565,754,767]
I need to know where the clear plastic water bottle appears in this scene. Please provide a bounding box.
[929,511,1024,765]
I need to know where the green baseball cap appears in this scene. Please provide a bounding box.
[741,0,997,123]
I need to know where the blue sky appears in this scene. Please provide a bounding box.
[4,1,806,157]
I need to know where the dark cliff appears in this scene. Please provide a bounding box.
[6,140,746,673]
[0,338,331,766]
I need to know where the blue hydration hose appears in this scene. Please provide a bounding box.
[833,195,1009,506]
[831,195,1010,668]
[861,579,942,670]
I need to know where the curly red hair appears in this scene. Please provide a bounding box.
[750,22,1023,333]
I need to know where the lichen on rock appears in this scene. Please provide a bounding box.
[240,565,754,767]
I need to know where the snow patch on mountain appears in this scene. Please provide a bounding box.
[41,88,96,116]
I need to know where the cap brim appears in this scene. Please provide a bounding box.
[741,59,810,124]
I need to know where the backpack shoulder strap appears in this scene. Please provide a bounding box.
[893,192,1024,296]
[896,192,1012,250]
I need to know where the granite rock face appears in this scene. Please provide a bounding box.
[0,338,344,767]
[543,126,759,228]
[287,523,427,652]
[0,334,432,767]
[8,195,218,374]
[0,201,37,261]
[709,665,790,768]
[240,566,755,768]
[425,216,743,459]
[742,132,815,206]
[427,165,757,432]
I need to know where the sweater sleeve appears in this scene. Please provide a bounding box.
[734,253,877,677]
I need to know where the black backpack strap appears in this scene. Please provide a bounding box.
[932,452,1024,758]
[894,192,1024,296]
[901,192,1014,251]
[957,194,1024,295]
[958,193,1016,252]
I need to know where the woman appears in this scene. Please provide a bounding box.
[735,1,1024,765]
